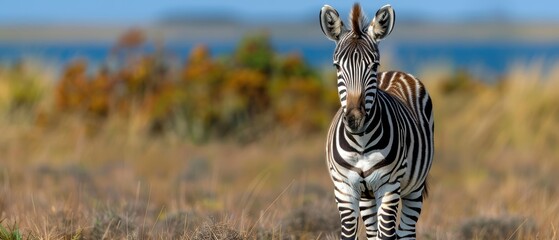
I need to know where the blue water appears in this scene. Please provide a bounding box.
[391,41,559,79]
[1,40,559,80]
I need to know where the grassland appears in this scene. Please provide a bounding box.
[1,52,559,239]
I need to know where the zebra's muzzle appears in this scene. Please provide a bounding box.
[344,107,365,132]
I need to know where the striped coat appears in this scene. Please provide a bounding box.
[320,3,434,239]
[326,71,434,239]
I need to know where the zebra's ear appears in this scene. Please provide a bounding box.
[320,5,345,42]
[368,5,395,41]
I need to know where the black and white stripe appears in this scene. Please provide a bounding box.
[321,3,434,240]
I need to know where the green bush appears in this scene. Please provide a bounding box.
[0,62,46,113]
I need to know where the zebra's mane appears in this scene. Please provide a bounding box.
[349,3,367,37]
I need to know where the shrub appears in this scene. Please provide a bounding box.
[49,30,338,141]
[0,62,47,113]
[191,221,244,240]
[0,221,23,240]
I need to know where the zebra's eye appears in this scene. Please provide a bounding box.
[369,62,380,71]
[333,63,341,71]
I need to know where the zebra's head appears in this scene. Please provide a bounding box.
[320,3,395,133]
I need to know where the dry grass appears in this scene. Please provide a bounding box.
[0,113,338,239]
[417,62,559,239]
[1,62,559,239]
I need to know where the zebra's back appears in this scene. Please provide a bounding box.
[378,71,434,131]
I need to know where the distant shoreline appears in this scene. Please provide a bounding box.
[2,39,559,82]
[1,22,559,43]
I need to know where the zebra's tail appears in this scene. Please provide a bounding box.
[422,178,429,200]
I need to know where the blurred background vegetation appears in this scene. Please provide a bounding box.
[2,30,338,143]
[1,1,559,239]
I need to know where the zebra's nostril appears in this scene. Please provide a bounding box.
[344,110,362,130]
[347,109,363,119]
[347,115,355,124]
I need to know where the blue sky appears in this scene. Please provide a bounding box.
[0,0,558,24]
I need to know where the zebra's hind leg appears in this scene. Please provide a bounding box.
[397,187,424,240]
[359,198,378,239]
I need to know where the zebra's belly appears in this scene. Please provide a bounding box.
[344,165,389,199]
[342,151,394,198]
[334,150,418,199]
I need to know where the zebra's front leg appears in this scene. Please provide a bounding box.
[375,183,401,240]
[335,187,360,239]
[397,187,424,240]
[359,198,378,239]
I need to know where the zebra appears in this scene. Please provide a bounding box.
[320,3,434,240]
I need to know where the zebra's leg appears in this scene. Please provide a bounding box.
[397,187,424,240]
[334,187,360,239]
[359,198,378,239]
[375,182,401,240]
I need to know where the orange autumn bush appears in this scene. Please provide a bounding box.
[53,32,338,140]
